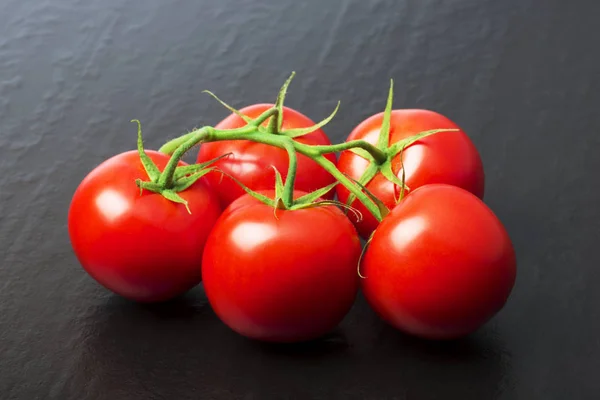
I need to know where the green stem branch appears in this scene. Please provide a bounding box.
[251,107,279,127]
[310,140,387,164]
[159,108,280,156]
[155,120,453,222]
[158,125,254,188]
[159,131,197,155]
[158,127,210,188]
[281,139,297,208]
[158,123,384,220]
[310,154,382,221]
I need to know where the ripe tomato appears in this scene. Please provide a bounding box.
[202,191,362,343]
[197,104,337,208]
[337,109,484,238]
[68,150,221,302]
[361,184,516,340]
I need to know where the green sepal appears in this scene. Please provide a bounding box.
[203,90,252,124]
[343,162,379,210]
[213,169,275,207]
[270,72,296,133]
[172,168,215,192]
[294,182,339,205]
[345,173,390,219]
[280,101,340,138]
[135,179,162,194]
[271,166,287,213]
[161,189,191,214]
[397,145,407,201]
[135,179,193,214]
[132,119,161,181]
[272,197,285,220]
[173,153,232,180]
[272,166,285,200]
[376,79,394,149]
[357,230,376,278]
[291,199,363,222]
[379,160,408,203]
[388,128,459,156]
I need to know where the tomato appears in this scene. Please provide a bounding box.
[360,184,516,340]
[202,191,361,343]
[197,104,337,208]
[337,109,485,238]
[68,150,221,303]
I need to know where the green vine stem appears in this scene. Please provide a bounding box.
[150,74,456,220]
[159,107,278,156]
[153,116,456,219]
[157,120,385,220]
[281,138,297,208]
[305,141,386,164]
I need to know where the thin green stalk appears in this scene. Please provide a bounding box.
[132,119,161,180]
[281,138,297,208]
[158,127,211,188]
[159,131,198,155]
[159,108,279,155]
[251,107,279,127]
[156,121,385,220]
[158,125,255,188]
[310,140,387,164]
[202,131,382,220]
[376,79,395,149]
[310,154,382,221]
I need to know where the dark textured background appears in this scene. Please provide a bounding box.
[1,0,599,398]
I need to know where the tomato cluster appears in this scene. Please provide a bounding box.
[68,79,516,342]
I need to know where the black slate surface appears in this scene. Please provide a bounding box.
[1,0,599,399]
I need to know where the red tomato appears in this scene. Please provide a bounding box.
[361,184,516,340]
[68,150,221,302]
[337,109,484,238]
[197,104,337,208]
[202,191,361,342]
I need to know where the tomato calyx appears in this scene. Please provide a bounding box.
[201,72,342,140]
[344,80,459,208]
[220,164,362,219]
[131,120,227,213]
[267,73,340,139]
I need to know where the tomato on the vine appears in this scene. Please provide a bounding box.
[361,184,516,340]
[68,150,221,303]
[197,104,337,208]
[337,109,484,238]
[202,190,361,343]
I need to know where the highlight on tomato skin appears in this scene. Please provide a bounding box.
[337,109,485,239]
[360,184,516,340]
[197,104,337,209]
[68,150,222,303]
[201,190,362,343]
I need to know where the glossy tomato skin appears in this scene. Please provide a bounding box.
[337,109,485,238]
[68,150,221,303]
[361,184,516,340]
[197,104,337,208]
[202,191,362,343]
